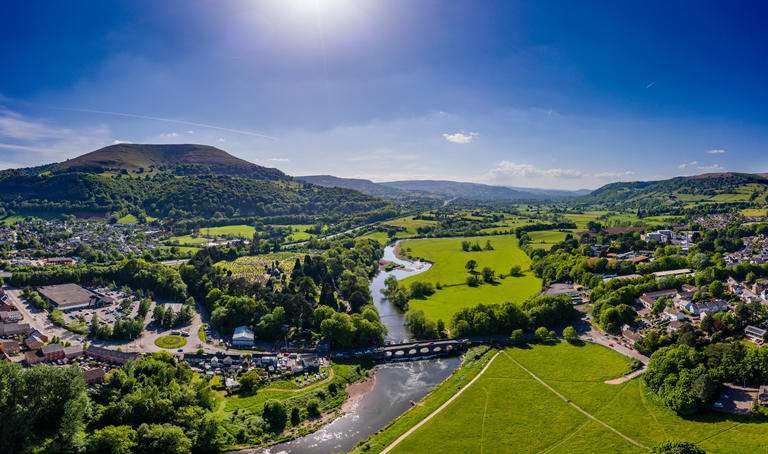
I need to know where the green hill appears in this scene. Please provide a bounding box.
[0,145,390,220]
[581,172,768,208]
[52,143,288,180]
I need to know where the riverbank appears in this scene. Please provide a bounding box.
[392,240,429,271]
[342,365,379,412]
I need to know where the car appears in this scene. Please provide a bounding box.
[617,342,622,346]
[608,343,614,347]
[628,347,633,350]
[429,341,434,345]
[177,349,183,352]
[714,402,724,408]
[721,395,729,399]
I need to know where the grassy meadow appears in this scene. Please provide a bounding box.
[400,235,541,322]
[376,342,768,454]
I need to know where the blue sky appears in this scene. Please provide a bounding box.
[1,0,767,189]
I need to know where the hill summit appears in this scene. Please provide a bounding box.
[57,143,256,171]
[52,143,288,181]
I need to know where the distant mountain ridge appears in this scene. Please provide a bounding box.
[298,175,594,201]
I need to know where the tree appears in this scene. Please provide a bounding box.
[650,440,705,454]
[535,326,549,341]
[138,298,151,319]
[90,313,100,335]
[88,425,138,454]
[746,271,757,284]
[563,326,579,343]
[153,305,165,325]
[465,260,478,274]
[509,265,522,276]
[709,280,724,298]
[263,399,287,427]
[481,267,495,283]
[731,302,749,325]
[510,329,524,345]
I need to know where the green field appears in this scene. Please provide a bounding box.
[400,235,541,322]
[158,245,201,254]
[271,224,320,243]
[117,214,158,224]
[381,342,768,454]
[200,224,256,238]
[167,235,211,245]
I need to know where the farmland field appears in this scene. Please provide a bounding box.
[378,342,768,454]
[201,224,256,238]
[400,235,540,322]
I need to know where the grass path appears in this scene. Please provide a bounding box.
[380,351,501,454]
[500,350,650,451]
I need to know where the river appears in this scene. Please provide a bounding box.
[231,244,456,454]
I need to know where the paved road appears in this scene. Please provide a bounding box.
[160,259,188,266]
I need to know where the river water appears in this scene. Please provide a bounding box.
[230,244,456,454]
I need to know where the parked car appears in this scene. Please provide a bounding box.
[714,402,724,408]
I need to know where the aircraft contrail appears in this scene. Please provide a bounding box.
[49,107,278,140]
[646,80,657,88]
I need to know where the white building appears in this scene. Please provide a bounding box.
[232,326,255,347]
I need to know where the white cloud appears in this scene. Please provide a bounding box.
[112,140,131,145]
[270,158,289,162]
[0,142,61,153]
[188,131,194,134]
[707,149,725,154]
[593,171,635,180]
[217,138,226,142]
[443,132,478,144]
[484,161,585,179]
[696,164,725,171]
[678,161,698,168]
[159,132,178,138]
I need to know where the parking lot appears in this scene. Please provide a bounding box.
[713,384,756,414]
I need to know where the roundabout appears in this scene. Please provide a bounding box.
[154,335,187,349]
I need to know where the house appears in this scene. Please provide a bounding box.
[0,323,30,336]
[622,329,643,346]
[681,284,700,293]
[41,343,65,361]
[691,300,729,316]
[25,335,44,350]
[82,368,105,385]
[638,295,656,310]
[667,320,686,333]
[0,339,20,355]
[27,328,48,343]
[63,345,83,359]
[232,326,255,347]
[663,307,685,321]
[316,339,331,354]
[224,377,240,389]
[24,350,45,365]
[744,325,767,342]
[0,311,21,323]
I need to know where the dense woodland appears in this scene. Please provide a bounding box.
[179,237,389,348]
